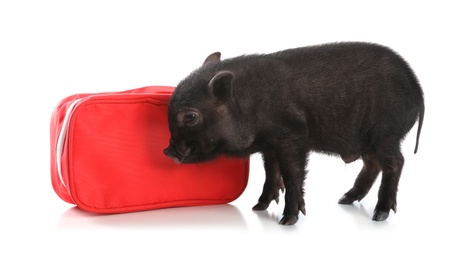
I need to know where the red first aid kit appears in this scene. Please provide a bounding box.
[50,86,249,213]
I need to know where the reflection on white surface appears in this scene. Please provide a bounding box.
[57,204,248,229]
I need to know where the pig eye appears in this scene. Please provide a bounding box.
[183,112,199,126]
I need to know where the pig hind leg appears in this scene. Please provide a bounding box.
[253,149,285,211]
[373,142,404,221]
[338,142,404,221]
[338,149,382,205]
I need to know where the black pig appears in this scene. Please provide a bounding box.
[163,42,425,225]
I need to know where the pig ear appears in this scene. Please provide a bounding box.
[203,52,221,66]
[208,71,234,102]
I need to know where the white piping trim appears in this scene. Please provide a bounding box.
[56,99,81,187]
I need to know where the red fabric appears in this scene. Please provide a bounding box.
[50,86,249,213]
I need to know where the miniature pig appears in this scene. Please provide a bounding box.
[163,42,424,225]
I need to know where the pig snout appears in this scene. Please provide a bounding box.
[163,142,192,164]
[163,146,179,163]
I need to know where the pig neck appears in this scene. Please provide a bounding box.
[228,58,287,152]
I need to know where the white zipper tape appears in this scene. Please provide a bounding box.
[56,99,81,187]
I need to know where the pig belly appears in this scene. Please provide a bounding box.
[308,128,366,164]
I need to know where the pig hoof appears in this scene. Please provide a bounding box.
[279,215,298,225]
[252,202,269,211]
[372,210,389,221]
[338,193,366,204]
[338,194,355,204]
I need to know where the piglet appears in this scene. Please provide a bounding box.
[164,42,425,225]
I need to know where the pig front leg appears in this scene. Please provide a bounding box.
[253,149,285,211]
[275,138,308,225]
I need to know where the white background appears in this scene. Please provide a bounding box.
[1,0,470,259]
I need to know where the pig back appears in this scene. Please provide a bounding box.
[266,42,423,154]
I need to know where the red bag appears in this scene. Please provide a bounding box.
[50,86,249,213]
